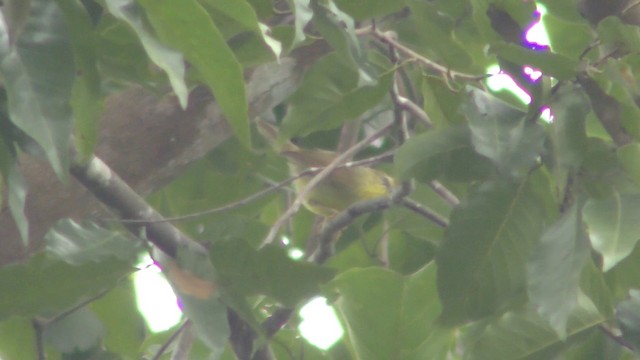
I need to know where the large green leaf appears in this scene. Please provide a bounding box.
[331,265,451,360]
[543,13,593,59]
[462,88,545,176]
[394,125,492,182]
[210,239,335,307]
[437,172,554,324]
[138,0,250,147]
[45,219,141,265]
[462,293,606,360]
[0,254,133,321]
[527,204,590,339]
[281,52,392,138]
[334,0,407,21]
[0,0,75,177]
[104,0,188,108]
[583,192,640,271]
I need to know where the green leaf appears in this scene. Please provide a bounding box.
[549,85,590,168]
[210,239,335,307]
[0,253,133,321]
[543,13,593,59]
[490,42,578,81]
[45,219,141,265]
[462,294,606,360]
[0,0,75,177]
[616,289,640,353]
[138,0,250,147]
[583,192,640,271]
[200,0,281,58]
[44,307,104,355]
[437,173,554,325]
[104,0,188,108]
[331,265,450,360]
[56,0,103,158]
[527,204,590,339]
[394,125,492,182]
[618,143,640,186]
[334,0,407,21]
[0,318,39,360]
[314,1,375,87]
[95,19,151,83]
[597,16,640,53]
[180,296,229,357]
[281,52,392,138]
[462,89,545,175]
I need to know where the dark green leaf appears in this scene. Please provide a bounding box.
[210,239,335,307]
[394,125,492,182]
[490,42,578,80]
[462,89,544,175]
[138,0,250,147]
[0,0,75,177]
[583,192,640,271]
[0,254,133,321]
[281,52,392,138]
[104,0,188,108]
[462,294,606,360]
[331,265,449,360]
[527,204,590,339]
[45,219,141,265]
[437,173,554,324]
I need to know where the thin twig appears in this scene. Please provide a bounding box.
[359,27,487,82]
[401,198,449,228]
[312,186,410,264]
[429,180,460,206]
[152,321,190,360]
[32,319,46,360]
[171,321,194,360]
[112,153,394,224]
[397,95,434,128]
[261,122,395,247]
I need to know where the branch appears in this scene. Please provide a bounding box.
[312,186,410,264]
[401,198,449,228]
[360,27,487,82]
[69,153,270,360]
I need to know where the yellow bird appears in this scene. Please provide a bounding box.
[256,119,395,216]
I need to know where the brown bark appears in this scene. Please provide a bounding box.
[0,45,328,266]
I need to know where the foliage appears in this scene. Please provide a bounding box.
[3,0,640,359]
